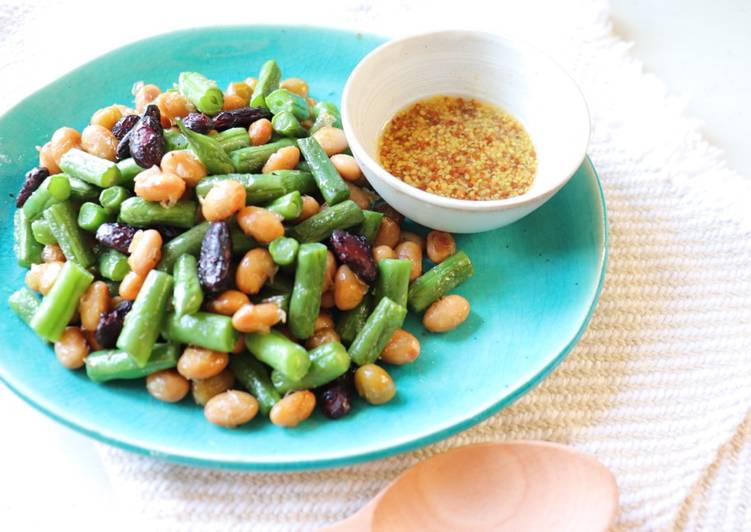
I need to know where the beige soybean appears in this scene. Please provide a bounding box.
[280,78,309,97]
[395,241,422,281]
[54,327,89,369]
[334,264,368,311]
[373,245,396,263]
[237,206,285,244]
[119,271,145,300]
[202,179,246,221]
[177,347,230,380]
[380,329,421,365]
[298,195,320,221]
[330,154,362,182]
[41,244,66,263]
[127,229,162,276]
[262,146,300,173]
[235,248,276,294]
[90,105,124,130]
[305,327,341,350]
[204,390,259,428]
[78,280,110,331]
[231,303,284,334]
[81,125,118,161]
[355,364,396,405]
[373,217,401,248]
[207,290,250,316]
[146,369,190,403]
[249,118,273,146]
[426,231,456,263]
[423,295,470,332]
[192,369,236,406]
[160,150,208,187]
[312,127,348,156]
[270,390,316,428]
[134,167,186,205]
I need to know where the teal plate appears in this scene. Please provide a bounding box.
[0,26,607,471]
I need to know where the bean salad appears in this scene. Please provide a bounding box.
[9,61,474,429]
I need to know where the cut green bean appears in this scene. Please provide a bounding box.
[195,169,315,203]
[116,270,173,366]
[229,139,296,173]
[271,111,307,137]
[115,158,145,185]
[172,254,203,317]
[157,221,209,272]
[99,186,131,215]
[30,261,94,341]
[230,223,259,255]
[265,190,302,220]
[229,354,281,416]
[297,136,349,205]
[119,197,197,228]
[374,259,411,308]
[260,293,290,313]
[359,210,384,242]
[245,330,310,381]
[68,175,99,201]
[287,200,364,243]
[177,119,234,175]
[22,174,71,220]
[77,202,110,232]
[336,294,373,345]
[215,127,250,153]
[31,218,57,245]
[309,110,340,135]
[59,148,121,187]
[266,88,311,120]
[178,71,224,114]
[98,248,130,281]
[288,242,327,339]
[14,210,43,266]
[8,287,41,325]
[250,60,281,108]
[349,297,407,366]
[163,129,189,152]
[44,201,96,267]
[268,236,299,266]
[313,101,341,120]
[407,251,474,312]
[86,343,180,383]
[271,341,350,393]
[163,312,238,353]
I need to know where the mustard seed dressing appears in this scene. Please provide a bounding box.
[379,96,537,200]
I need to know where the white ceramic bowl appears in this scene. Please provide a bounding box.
[341,30,590,233]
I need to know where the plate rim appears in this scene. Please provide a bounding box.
[0,25,608,471]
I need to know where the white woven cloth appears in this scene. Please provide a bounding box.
[5,0,750,529]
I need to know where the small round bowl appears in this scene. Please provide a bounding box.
[341,30,590,233]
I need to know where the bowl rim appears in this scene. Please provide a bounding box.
[341,29,591,212]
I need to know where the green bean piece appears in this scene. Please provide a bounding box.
[309,110,340,135]
[105,280,120,297]
[14,210,43,266]
[287,200,364,243]
[30,218,57,245]
[265,190,302,220]
[30,261,94,341]
[86,343,180,383]
[8,287,41,325]
[22,174,71,220]
[163,129,189,152]
[178,71,224,115]
[312,101,341,121]
[215,127,251,153]
[163,312,238,353]
[176,119,234,175]
[59,148,121,187]
[98,248,130,281]
[77,202,110,232]
[407,251,474,312]
[99,186,131,215]
[245,330,310,381]
[359,210,384,242]
[119,197,197,228]
[268,236,300,266]
[230,223,259,255]
[116,270,173,366]
[68,175,99,201]
[266,88,311,120]
[336,294,373,345]
[172,254,203,317]
[250,60,282,108]
[271,111,308,138]
[288,242,328,339]
[271,341,350,393]
[157,221,209,272]
[260,293,290,313]
[44,201,96,267]
[229,354,281,416]
[349,297,407,366]
[297,136,349,205]
[374,259,412,308]
[295,161,311,172]
[195,170,316,204]
[114,158,145,185]
[229,139,297,173]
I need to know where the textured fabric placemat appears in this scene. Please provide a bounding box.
[5,1,749,530]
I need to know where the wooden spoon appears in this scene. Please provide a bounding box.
[321,441,618,532]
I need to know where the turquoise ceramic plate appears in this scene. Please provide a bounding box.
[0,26,607,471]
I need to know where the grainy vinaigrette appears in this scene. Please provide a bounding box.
[379,95,537,200]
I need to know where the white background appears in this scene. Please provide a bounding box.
[1,0,749,529]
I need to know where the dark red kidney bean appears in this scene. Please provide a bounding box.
[212,107,272,132]
[317,371,354,419]
[183,112,214,134]
[329,230,376,284]
[373,202,405,225]
[198,221,232,293]
[16,166,50,208]
[95,222,139,253]
[111,114,139,140]
[128,105,165,168]
[94,299,133,348]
